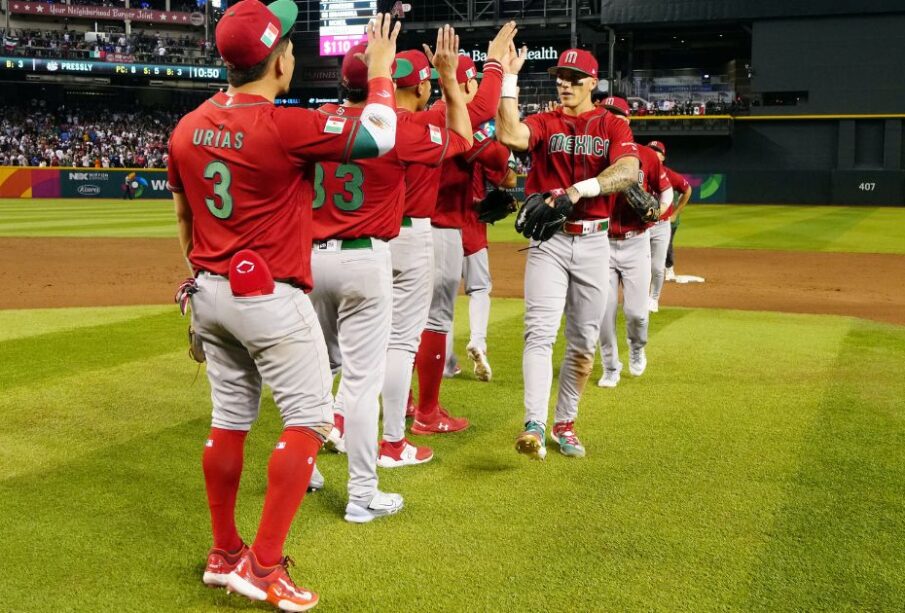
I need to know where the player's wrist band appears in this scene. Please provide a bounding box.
[501,74,518,98]
[483,60,503,74]
[366,76,395,106]
[572,178,601,199]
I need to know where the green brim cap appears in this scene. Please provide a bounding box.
[430,68,483,80]
[393,58,415,79]
[267,0,297,38]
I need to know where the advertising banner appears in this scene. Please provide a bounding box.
[9,1,202,25]
[60,170,169,199]
[686,173,727,203]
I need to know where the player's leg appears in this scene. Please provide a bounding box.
[649,220,670,309]
[464,247,493,382]
[209,281,332,582]
[310,256,345,452]
[552,232,610,457]
[622,234,653,376]
[598,240,623,387]
[444,319,460,377]
[192,274,263,586]
[665,220,679,279]
[330,243,401,521]
[381,219,434,465]
[519,234,570,459]
[413,226,467,434]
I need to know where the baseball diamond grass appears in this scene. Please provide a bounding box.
[1,199,905,253]
[0,300,903,611]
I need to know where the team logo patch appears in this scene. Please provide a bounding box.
[260,22,279,48]
[474,129,488,142]
[465,67,476,79]
[429,124,443,144]
[324,116,347,134]
[418,67,429,80]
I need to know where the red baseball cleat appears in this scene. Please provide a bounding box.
[410,406,469,435]
[203,543,247,587]
[377,438,433,467]
[226,549,319,612]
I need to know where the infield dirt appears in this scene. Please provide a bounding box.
[2,237,904,325]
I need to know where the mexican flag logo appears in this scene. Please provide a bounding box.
[260,23,279,48]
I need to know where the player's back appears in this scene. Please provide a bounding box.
[169,91,316,286]
[312,104,405,241]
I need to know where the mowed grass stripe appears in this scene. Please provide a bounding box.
[0,304,170,342]
[739,322,905,610]
[0,310,187,389]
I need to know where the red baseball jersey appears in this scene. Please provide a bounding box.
[608,144,671,236]
[463,153,511,256]
[401,61,503,218]
[433,128,511,229]
[659,166,691,221]
[523,107,638,220]
[167,90,389,290]
[312,103,468,241]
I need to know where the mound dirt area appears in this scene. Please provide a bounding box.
[2,238,904,326]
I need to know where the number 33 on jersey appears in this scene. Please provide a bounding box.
[311,103,471,242]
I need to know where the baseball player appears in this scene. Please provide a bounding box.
[412,62,514,434]
[310,30,472,498]
[596,98,673,388]
[168,4,399,609]
[496,47,641,459]
[445,151,517,381]
[647,140,692,296]
[358,23,513,468]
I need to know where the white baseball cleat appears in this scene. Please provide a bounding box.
[325,426,346,454]
[664,266,676,281]
[307,464,324,492]
[344,491,404,524]
[597,368,621,388]
[648,297,659,313]
[629,348,647,376]
[466,343,492,382]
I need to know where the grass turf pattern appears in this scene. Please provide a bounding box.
[0,299,902,611]
[2,199,904,254]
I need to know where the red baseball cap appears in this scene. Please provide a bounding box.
[547,48,598,79]
[603,96,630,116]
[648,140,666,156]
[431,54,482,84]
[393,49,431,87]
[215,0,296,70]
[341,43,369,89]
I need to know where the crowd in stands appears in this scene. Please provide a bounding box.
[628,98,750,116]
[0,102,185,168]
[1,27,219,65]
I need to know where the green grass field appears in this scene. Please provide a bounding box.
[0,301,903,611]
[2,199,905,253]
[1,199,904,611]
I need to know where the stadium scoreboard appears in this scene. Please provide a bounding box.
[319,0,376,56]
[0,56,226,82]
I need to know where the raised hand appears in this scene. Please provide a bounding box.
[503,43,528,75]
[423,24,460,82]
[363,13,402,78]
[486,21,517,63]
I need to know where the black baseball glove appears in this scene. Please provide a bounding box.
[624,183,661,223]
[515,191,574,242]
[476,189,517,224]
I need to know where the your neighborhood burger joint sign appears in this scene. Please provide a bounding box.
[9,1,203,25]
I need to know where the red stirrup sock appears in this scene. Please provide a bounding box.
[202,428,249,552]
[251,427,322,566]
[414,329,447,418]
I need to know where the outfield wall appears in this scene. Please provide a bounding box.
[0,168,169,200]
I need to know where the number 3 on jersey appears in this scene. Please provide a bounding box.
[312,163,364,211]
[203,160,233,219]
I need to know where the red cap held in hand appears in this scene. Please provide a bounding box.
[229,249,275,297]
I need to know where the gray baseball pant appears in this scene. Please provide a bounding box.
[600,232,652,371]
